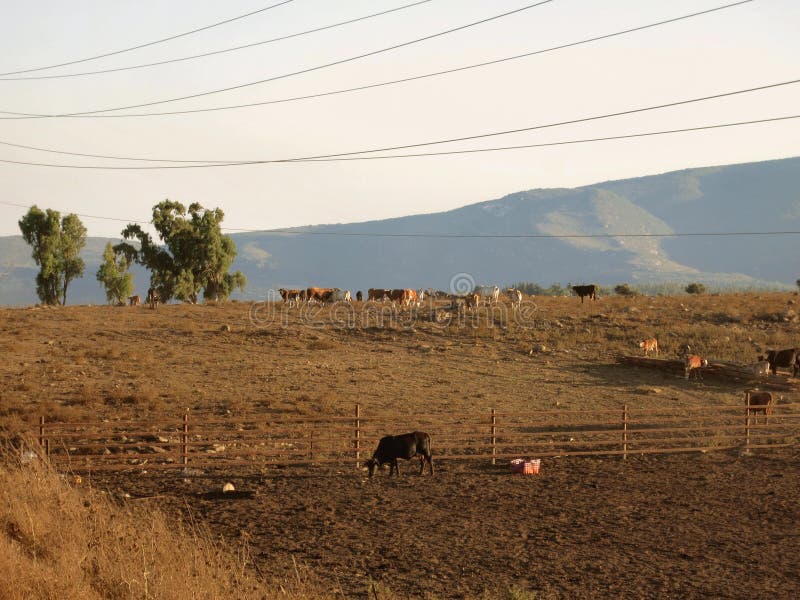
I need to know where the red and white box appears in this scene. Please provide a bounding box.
[510,458,541,475]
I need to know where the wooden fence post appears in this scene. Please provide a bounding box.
[354,403,361,470]
[38,415,45,449]
[744,392,751,449]
[622,405,628,460]
[182,412,189,467]
[491,408,497,466]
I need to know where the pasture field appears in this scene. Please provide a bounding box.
[1,292,799,598]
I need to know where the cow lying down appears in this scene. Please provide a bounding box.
[366,431,433,477]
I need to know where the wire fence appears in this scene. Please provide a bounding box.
[37,396,800,473]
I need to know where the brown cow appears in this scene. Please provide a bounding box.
[278,288,302,306]
[128,295,141,306]
[367,288,391,302]
[745,391,776,425]
[638,338,659,357]
[403,289,418,307]
[684,354,708,380]
[306,287,335,303]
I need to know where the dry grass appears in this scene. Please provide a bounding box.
[0,446,331,600]
[0,293,798,598]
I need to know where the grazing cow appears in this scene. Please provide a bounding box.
[331,289,352,302]
[570,284,597,303]
[368,288,391,302]
[463,293,481,312]
[356,291,363,302]
[146,288,160,310]
[366,431,433,477]
[403,289,418,307]
[638,338,659,357]
[475,285,500,305]
[128,295,141,306]
[278,288,303,306]
[306,287,335,304]
[759,348,799,376]
[684,354,708,380]
[749,361,771,377]
[506,289,523,309]
[745,391,776,424]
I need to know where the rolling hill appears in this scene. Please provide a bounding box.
[1,156,798,305]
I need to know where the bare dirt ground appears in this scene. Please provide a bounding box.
[90,450,799,599]
[2,292,799,598]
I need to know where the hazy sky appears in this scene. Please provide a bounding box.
[1,0,798,238]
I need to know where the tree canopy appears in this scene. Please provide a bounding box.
[96,242,134,305]
[116,200,246,303]
[18,206,87,305]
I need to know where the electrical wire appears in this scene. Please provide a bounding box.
[0,114,796,169]
[0,0,556,117]
[0,0,296,77]
[0,77,797,164]
[0,0,755,120]
[0,1,435,81]
[293,115,800,162]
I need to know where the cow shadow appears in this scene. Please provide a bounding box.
[579,362,744,393]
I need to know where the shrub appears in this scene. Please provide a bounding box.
[685,283,706,295]
[614,284,637,297]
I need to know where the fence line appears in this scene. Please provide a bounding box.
[36,398,800,473]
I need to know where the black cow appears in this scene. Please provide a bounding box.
[759,348,799,376]
[570,284,597,303]
[356,290,363,302]
[366,431,433,477]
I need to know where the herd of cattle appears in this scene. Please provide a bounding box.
[277,285,524,310]
[635,336,799,427]
[637,336,800,379]
[369,343,798,477]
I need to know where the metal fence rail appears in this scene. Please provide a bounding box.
[37,397,800,473]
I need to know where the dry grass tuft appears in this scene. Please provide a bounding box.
[0,447,331,600]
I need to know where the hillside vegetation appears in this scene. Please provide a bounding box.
[2,157,799,305]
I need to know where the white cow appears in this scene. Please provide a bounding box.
[475,285,500,306]
[506,288,522,309]
[331,289,352,302]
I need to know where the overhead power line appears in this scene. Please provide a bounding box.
[0,1,435,81]
[2,200,798,239]
[0,114,797,169]
[0,0,556,117]
[0,78,797,164]
[0,0,755,120]
[0,0,296,77]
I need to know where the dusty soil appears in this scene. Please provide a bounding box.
[2,292,799,598]
[90,450,800,599]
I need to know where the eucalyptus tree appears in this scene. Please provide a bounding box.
[18,205,86,305]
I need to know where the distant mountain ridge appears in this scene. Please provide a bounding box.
[1,157,798,305]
